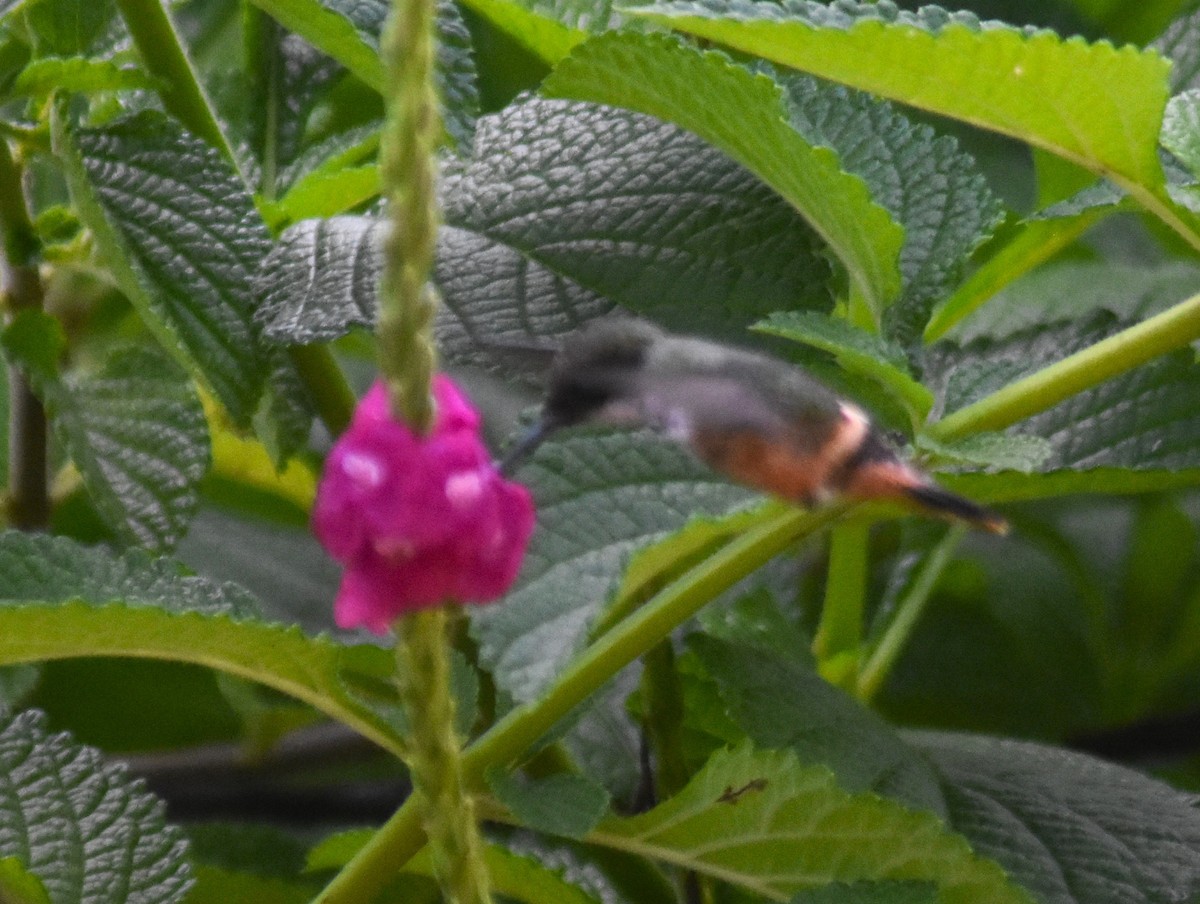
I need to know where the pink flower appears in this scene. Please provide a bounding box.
[313,376,535,633]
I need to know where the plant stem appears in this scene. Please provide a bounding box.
[288,344,356,437]
[857,525,965,701]
[314,505,843,904]
[0,139,48,531]
[376,0,441,428]
[928,291,1200,442]
[112,0,234,162]
[640,639,689,800]
[397,608,492,903]
[813,519,871,662]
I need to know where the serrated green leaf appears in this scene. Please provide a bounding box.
[1163,89,1200,180]
[0,531,260,616]
[471,431,753,702]
[253,348,316,468]
[53,109,270,426]
[256,216,382,342]
[543,31,904,315]
[256,98,830,362]
[927,266,1200,474]
[689,634,946,813]
[0,857,51,904]
[755,311,932,422]
[624,0,1171,192]
[244,0,477,147]
[589,744,1031,903]
[456,0,584,63]
[49,345,209,551]
[11,56,156,98]
[487,768,611,839]
[308,833,601,904]
[0,710,192,904]
[777,72,1002,343]
[1155,4,1200,93]
[914,731,1200,904]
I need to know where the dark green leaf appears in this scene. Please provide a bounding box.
[915,432,1053,473]
[257,97,830,367]
[790,882,938,904]
[755,311,932,421]
[778,73,1002,345]
[914,731,1200,904]
[0,531,260,617]
[186,867,313,904]
[0,710,192,904]
[688,633,946,813]
[23,0,115,57]
[1163,90,1200,180]
[255,216,382,342]
[1,310,65,385]
[927,263,1200,474]
[253,348,316,467]
[471,431,753,702]
[1155,4,1200,93]
[245,0,477,148]
[486,768,611,839]
[542,32,903,316]
[50,346,209,551]
[54,109,270,426]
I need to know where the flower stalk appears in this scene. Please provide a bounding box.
[0,138,48,531]
[354,0,494,896]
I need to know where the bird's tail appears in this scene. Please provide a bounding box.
[903,484,1009,535]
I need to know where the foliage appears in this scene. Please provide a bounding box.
[0,0,1199,901]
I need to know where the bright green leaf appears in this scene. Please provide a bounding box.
[23,0,114,57]
[0,857,51,904]
[53,109,270,426]
[0,710,192,904]
[589,744,1031,903]
[623,0,1171,192]
[456,0,584,63]
[543,32,904,315]
[11,57,156,98]
[0,533,403,754]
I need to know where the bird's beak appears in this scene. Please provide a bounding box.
[498,418,554,476]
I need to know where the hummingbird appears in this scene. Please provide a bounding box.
[501,318,1007,534]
